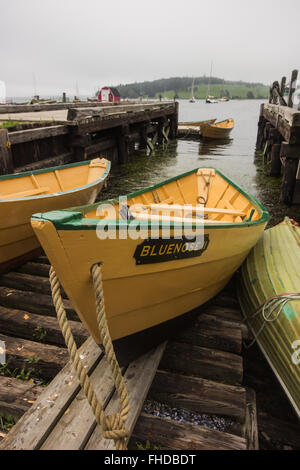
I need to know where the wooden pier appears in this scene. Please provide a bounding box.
[256,70,300,205]
[0,256,299,450]
[0,101,178,174]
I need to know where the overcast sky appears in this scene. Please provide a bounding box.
[1,0,299,97]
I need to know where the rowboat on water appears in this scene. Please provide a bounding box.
[200,118,234,139]
[238,218,300,418]
[178,119,217,138]
[0,158,110,273]
[31,167,269,344]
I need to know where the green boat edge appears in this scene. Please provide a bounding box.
[31,166,270,231]
[0,159,111,202]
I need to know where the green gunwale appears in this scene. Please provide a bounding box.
[31,167,270,230]
[0,159,111,202]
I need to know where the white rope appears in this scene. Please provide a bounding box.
[243,293,300,349]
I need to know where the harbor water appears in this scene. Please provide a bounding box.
[99,99,300,226]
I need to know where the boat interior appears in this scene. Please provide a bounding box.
[81,168,262,225]
[0,159,108,200]
[211,119,234,129]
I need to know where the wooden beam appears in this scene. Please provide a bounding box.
[9,125,69,145]
[0,338,102,450]
[150,370,246,420]
[14,152,73,173]
[0,129,14,175]
[0,377,41,418]
[130,413,247,450]
[160,341,243,385]
[281,158,298,205]
[244,388,259,450]
[0,305,88,347]
[270,143,282,176]
[0,333,68,379]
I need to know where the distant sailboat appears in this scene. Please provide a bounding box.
[206,63,218,104]
[189,78,196,103]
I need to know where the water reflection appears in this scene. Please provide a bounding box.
[198,138,233,157]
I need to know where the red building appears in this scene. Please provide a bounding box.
[97,87,121,103]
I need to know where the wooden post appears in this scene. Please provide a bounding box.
[281,158,298,204]
[139,122,149,150]
[288,70,298,108]
[270,144,282,176]
[117,125,129,164]
[169,101,179,139]
[256,116,266,151]
[0,129,14,174]
[280,77,287,97]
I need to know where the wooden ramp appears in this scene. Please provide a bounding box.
[0,336,166,450]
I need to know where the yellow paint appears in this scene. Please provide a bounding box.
[0,158,110,270]
[31,167,268,343]
[200,119,235,139]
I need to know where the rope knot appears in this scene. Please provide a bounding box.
[102,413,129,441]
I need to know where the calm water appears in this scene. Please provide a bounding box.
[100,99,266,201]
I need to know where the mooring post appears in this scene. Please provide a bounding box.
[280,77,287,97]
[281,158,298,204]
[270,144,282,177]
[288,70,298,108]
[169,102,179,139]
[0,128,14,174]
[139,122,150,150]
[117,125,129,164]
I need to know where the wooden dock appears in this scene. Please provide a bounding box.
[0,102,178,174]
[256,70,300,205]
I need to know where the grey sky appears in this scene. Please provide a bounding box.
[1,0,299,97]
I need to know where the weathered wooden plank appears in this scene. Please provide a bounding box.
[0,377,42,418]
[17,262,51,278]
[0,306,87,347]
[281,157,298,205]
[67,104,174,121]
[0,333,68,379]
[0,101,118,114]
[0,286,77,320]
[85,343,167,450]
[9,125,69,145]
[129,413,247,450]
[0,272,56,297]
[0,129,14,174]
[176,313,242,354]
[14,152,73,173]
[150,370,246,420]
[160,342,243,385]
[0,337,102,450]
[244,388,259,450]
[41,355,117,450]
[197,307,250,340]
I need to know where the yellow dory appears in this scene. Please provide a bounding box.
[0,158,110,272]
[31,168,269,343]
[200,118,234,139]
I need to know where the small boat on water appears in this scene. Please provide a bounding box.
[200,118,234,139]
[206,97,218,104]
[32,167,269,344]
[0,158,110,272]
[178,119,217,137]
[238,218,300,418]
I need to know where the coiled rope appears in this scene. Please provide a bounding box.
[49,264,130,450]
[243,292,300,349]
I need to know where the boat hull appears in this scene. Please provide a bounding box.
[0,159,110,272]
[32,219,267,344]
[200,119,234,139]
[238,219,300,418]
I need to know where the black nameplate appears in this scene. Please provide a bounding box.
[134,235,210,265]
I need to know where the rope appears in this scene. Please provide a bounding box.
[49,264,130,450]
[243,292,300,349]
[197,171,212,205]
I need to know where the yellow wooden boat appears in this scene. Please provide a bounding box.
[31,168,269,343]
[0,158,110,272]
[238,218,300,418]
[200,118,234,139]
